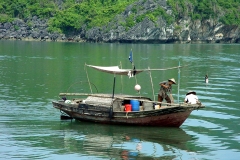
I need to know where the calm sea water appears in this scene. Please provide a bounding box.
[0,40,240,160]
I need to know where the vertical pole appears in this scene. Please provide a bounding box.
[130,49,133,65]
[110,75,116,119]
[178,61,180,103]
[131,49,139,93]
[131,49,137,85]
[148,67,155,101]
[112,74,116,99]
[120,61,123,94]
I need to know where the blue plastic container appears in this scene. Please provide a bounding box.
[130,100,140,111]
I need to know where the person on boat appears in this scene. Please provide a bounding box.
[184,91,201,105]
[158,78,176,105]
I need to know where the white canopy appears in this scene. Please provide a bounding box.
[86,65,143,75]
[86,64,183,101]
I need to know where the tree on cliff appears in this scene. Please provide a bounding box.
[0,0,239,34]
[0,0,240,43]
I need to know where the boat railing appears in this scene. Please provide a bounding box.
[59,93,112,98]
[59,93,204,109]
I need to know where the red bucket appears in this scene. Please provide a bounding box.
[124,104,132,112]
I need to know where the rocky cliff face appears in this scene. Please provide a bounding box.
[0,17,64,42]
[0,0,239,43]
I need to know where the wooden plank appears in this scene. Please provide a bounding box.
[59,93,94,96]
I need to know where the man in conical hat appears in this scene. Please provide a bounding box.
[158,78,176,105]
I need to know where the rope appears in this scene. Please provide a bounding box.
[85,63,92,93]
[66,81,98,93]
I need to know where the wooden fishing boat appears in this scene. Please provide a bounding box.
[52,64,204,127]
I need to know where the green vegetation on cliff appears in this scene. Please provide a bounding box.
[167,0,240,25]
[48,0,139,33]
[0,0,239,33]
[0,0,137,32]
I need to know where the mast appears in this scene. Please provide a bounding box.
[178,61,180,103]
[112,74,116,99]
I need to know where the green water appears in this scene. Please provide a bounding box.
[0,40,240,160]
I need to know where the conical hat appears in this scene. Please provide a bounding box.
[186,91,196,95]
[168,78,176,84]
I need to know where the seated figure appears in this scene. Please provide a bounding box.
[184,91,201,105]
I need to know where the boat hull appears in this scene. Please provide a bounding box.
[67,110,191,127]
[52,101,196,127]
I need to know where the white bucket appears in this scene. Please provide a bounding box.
[154,105,160,109]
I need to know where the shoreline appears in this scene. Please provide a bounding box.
[1,37,239,44]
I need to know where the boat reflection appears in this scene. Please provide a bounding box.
[55,121,193,159]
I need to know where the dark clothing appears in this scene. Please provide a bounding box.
[158,81,173,104]
[159,81,172,97]
[158,94,171,104]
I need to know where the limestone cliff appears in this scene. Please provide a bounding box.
[0,0,239,43]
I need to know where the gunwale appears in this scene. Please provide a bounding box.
[52,93,204,127]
